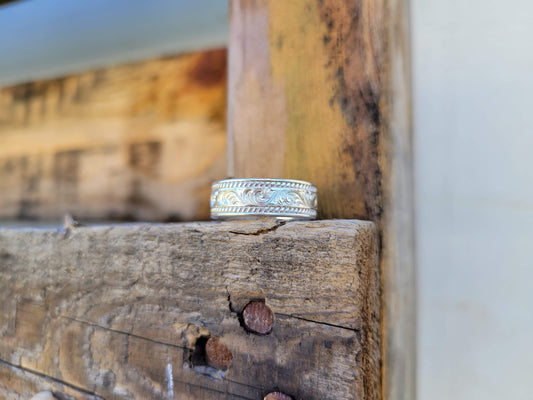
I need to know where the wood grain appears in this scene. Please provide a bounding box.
[0,360,102,400]
[0,49,227,222]
[0,219,379,400]
[228,1,415,399]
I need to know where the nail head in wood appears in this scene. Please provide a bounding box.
[264,392,293,400]
[242,301,274,335]
[205,337,233,370]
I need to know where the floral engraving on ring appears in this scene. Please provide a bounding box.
[211,187,316,209]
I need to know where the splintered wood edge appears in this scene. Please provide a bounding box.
[0,218,379,399]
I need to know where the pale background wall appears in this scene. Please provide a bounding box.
[1,0,533,398]
[413,1,533,399]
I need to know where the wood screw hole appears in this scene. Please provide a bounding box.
[189,336,233,371]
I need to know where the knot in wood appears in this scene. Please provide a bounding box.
[242,301,274,335]
[205,337,233,370]
[264,392,292,400]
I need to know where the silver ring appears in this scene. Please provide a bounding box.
[210,178,317,220]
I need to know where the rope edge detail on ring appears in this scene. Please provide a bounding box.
[211,206,316,215]
[212,179,316,191]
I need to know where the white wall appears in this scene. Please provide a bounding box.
[413,0,533,398]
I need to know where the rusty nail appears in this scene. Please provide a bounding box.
[205,337,233,370]
[242,301,274,335]
[264,392,293,400]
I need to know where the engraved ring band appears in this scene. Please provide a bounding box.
[210,178,318,221]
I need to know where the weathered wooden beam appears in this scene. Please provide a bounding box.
[0,219,379,400]
[228,1,415,399]
[0,49,227,222]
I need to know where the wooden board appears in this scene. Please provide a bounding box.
[228,2,415,399]
[0,360,102,400]
[0,219,379,400]
[0,49,227,222]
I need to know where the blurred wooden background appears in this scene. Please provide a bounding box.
[0,49,227,222]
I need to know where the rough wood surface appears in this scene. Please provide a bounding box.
[0,49,227,222]
[228,2,415,399]
[0,360,102,400]
[0,219,379,400]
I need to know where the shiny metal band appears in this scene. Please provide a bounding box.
[210,178,317,220]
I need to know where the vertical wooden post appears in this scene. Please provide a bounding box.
[228,1,415,399]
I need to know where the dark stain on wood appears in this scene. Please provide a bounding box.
[53,151,81,184]
[318,0,385,223]
[188,49,227,87]
[53,150,81,204]
[128,141,161,178]
[21,155,43,194]
[126,179,155,209]
[8,155,44,219]
[229,1,414,399]
[189,335,210,368]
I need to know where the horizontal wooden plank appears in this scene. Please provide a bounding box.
[0,219,379,399]
[0,49,227,222]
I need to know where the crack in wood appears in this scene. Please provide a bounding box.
[62,310,358,347]
[228,220,287,235]
[59,315,188,351]
[278,313,361,333]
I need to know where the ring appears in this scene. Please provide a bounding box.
[210,178,317,220]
